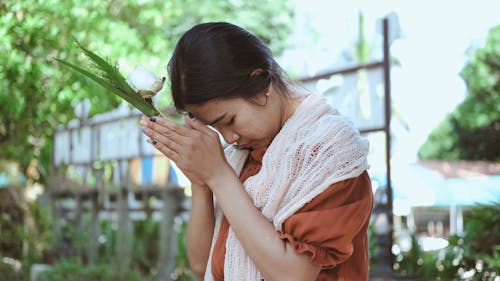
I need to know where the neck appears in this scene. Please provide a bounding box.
[279,90,305,127]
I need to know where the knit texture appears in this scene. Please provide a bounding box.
[204,93,369,281]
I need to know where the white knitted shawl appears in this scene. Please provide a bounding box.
[204,93,369,281]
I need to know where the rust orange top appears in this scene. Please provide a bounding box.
[211,147,373,281]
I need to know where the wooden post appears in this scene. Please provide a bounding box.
[74,166,89,259]
[87,125,99,264]
[87,192,99,263]
[116,160,132,278]
[49,139,60,248]
[157,186,183,281]
[73,191,83,258]
[49,178,61,247]
[88,168,102,264]
[102,164,112,261]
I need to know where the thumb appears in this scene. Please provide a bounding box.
[184,114,195,129]
[185,114,214,135]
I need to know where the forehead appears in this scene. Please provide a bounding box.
[185,97,245,120]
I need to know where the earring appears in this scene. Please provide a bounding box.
[264,92,270,105]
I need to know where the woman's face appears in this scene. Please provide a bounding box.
[185,92,284,150]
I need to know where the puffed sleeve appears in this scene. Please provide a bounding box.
[278,171,373,268]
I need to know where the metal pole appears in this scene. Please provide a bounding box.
[383,16,395,271]
[371,17,395,279]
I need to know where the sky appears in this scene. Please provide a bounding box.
[278,0,500,164]
[275,0,499,212]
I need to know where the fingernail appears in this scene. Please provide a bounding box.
[139,120,147,127]
[149,116,156,122]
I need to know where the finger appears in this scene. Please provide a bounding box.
[143,115,192,137]
[141,116,190,144]
[185,115,216,135]
[147,139,180,162]
[142,126,184,153]
[141,122,185,146]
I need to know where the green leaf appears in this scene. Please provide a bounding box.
[75,40,136,95]
[55,57,157,116]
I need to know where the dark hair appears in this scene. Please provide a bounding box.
[167,22,290,110]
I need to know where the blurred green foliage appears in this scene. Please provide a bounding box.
[32,214,194,280]
[40,259,149,281]
[355,11,371,65]
[419,24,500,161]
[395,202,500,280]
[367,223,378,269]
[0,188,52,280]
[173,219,196,281]
[0,0,293,182]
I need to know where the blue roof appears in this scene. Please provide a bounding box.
[433,176,500,207]
[0,174,8,188]
[375,164,500,210]
[0,172,27,188]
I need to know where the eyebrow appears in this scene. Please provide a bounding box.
[207,113,227,126]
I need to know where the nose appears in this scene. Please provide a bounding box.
[220,130,240,144]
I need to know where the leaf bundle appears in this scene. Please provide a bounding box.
[55,40,163,117]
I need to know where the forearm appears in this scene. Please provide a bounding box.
[207,171,320,281]
[186,185,215,279]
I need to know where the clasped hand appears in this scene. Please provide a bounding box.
[140,115,231,187]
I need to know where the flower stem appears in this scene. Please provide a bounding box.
[145,97,167,119]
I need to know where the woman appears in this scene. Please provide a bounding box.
[140,22,373,281]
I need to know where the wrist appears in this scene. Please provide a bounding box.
[206,166,238,193]
[190,185,214,207]
[191,183,213,195]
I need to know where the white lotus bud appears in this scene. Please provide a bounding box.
[127,65,164,98]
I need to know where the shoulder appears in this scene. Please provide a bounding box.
[300,171,372,212]
[296,109,360,145]
[290,113,367,159]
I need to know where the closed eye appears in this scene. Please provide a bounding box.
[228,116,235,125]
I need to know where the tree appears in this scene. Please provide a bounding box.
[418,24,500,162]
[0,0,294,182]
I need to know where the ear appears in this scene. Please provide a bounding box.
[252,88,271,106]
[249,68,271,105]
[250,68,264,77]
